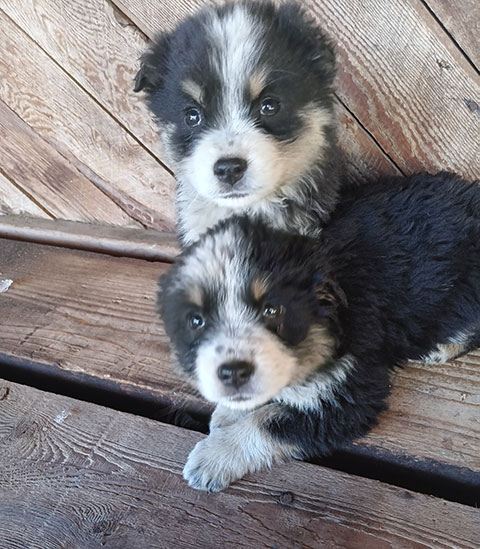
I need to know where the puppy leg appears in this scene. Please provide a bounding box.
[422,325,480,364]
[183,403,297,492]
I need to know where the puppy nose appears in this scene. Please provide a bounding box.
[217,361,254,388]
[213,157,247,185]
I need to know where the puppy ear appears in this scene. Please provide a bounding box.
[134,33,171,93]
[276,2,336,82]
[314,274,347,311]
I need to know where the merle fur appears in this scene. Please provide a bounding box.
[135,0,342,243]
[161,172,480,459]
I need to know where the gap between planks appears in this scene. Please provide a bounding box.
[0,237,479,507]
[0,379,479,549]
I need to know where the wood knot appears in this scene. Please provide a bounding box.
[277,491,294,505]
[0,387,10,400]
[464,98,479,116]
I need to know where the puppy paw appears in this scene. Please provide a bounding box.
[183,435,248,492]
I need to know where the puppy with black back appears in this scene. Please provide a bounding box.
[160,172,480,491]
[135,1,341,244]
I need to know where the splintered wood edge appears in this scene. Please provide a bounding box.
[0,215,180,262]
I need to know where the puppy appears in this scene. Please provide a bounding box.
[135,0,341,245]
[159,172,480,491]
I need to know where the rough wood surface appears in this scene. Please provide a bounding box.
[309,0,480,179]
[0,100,137,226]
[0,215,179,261]
[424,0,480,69]
[0,10,175,230]
[0,380,478,549]
[0,174,50,219]
[0,239,478,477]
[1,0,171,170]
[110,0,400,184]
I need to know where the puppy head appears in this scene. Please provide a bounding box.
[135,1,336,208]
[159,217,341,410]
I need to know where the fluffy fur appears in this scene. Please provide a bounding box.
[135,0,341,245]
[160,172,480,491]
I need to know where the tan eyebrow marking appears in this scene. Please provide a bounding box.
[249,70,268,101]
[181,78,204,105]
[187,285,203,308]
[251,276,269,301]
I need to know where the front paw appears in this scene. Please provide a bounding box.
[183,435,245,492]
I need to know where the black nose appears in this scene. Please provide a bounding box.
[213,157,247,185]
[217,361,254,388]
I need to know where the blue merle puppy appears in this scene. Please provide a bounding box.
[135,1,341,245]
[159,172,480,491]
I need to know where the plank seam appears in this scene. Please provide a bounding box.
[0,351,478,507]
[334,97,405,176]
[421,0,479,75]
[0,167,55,219]
[0,8,174,177]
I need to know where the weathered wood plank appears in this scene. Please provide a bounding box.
[425,0,480,69]
[0,239,479,478]
[0,174,50,218]
[0,10,175,230]
[0,100,138,226]
[110,0,400,183]
[0,380,478,548]
[0,215,179,261]
[308,0,480,179]
[1,0,171,169]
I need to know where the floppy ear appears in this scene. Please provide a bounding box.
[134,32,171,93]
[276,2,336,83]
[314,274,347,312]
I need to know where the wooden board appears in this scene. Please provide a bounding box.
[424,0,480,69]
[0,173,50,219]
[1,380,478,548]
[309,0,480,179]
[0,238,479,481]
[0,215,179,261]
[1,0,171,170]
[0,10,176,231]
[0,100,138,226]
[110,0,400,184]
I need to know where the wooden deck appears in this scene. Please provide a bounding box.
[0,0,479,546]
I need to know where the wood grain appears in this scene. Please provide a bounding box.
[111,0,400,183]
[0,100,138,226]
[0,380,478,548]
[0,10,176,231]
[1,0,171,170]
[0,173,50,218]
[0,215,179,261]
[0,239,478,477]
[425,0,480,69]
[308,0,480,179]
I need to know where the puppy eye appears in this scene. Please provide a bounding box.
[188,313,205,329]
[185,107,202,128]
[260,97,280,116]
[262,304,285,319]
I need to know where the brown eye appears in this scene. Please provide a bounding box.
[262,304,285,319]
[260,97,280,116]
[189,313,205,329]
[185,107,202,127]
